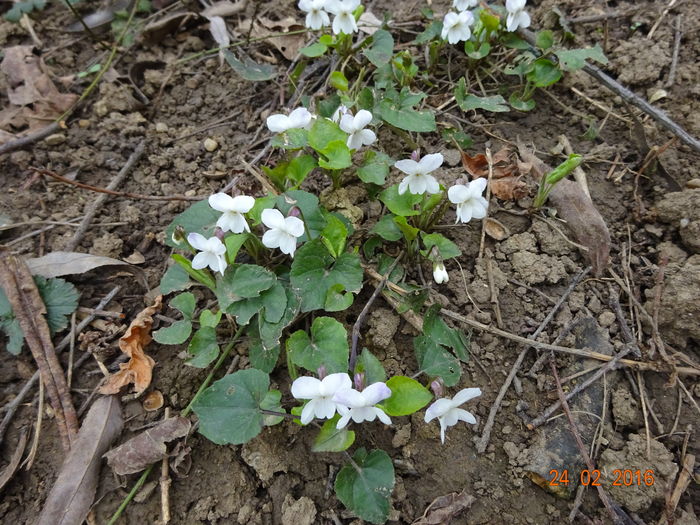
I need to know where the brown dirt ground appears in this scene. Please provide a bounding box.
[1,0,699,524]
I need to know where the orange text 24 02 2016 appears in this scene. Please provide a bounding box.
[548,468,655,487]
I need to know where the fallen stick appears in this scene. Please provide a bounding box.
[0,122,60,156]
[518,29,700,154]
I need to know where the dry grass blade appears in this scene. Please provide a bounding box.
[0,255,79,450]
[99,296,162,396]
[37,396,123,525]
[0,428,28,491]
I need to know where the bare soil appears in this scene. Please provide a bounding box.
[1,0,699,524]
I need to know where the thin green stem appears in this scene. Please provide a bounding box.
[181,325,245,417]
[106,465,153,525]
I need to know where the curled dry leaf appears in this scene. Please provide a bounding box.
[518,144,611,275]
[26,251,146,285]
[99,296,162,395]
[37,396,123,525]
[460,148,529,200]
[0,46,78,144]
[143,390,164,411]
[105,417,191,475]
[242,17,306,61]
[483,217,510,241]
[412,490,474,524]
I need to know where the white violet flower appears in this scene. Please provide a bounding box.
[298,0,330,29]
[187,233,227,275]
[433,262,449,284]
[441,10,474,44]
[326,0,360,35]
[339,109,376,150]
[425,387,482,444]
[208,193,255,234]
[505,0,530,32]
[453,0,477,12]
[448,178,488,223]
[291,373,352,424]
[333,382,392,429]
[266,107,313,133]
[261,208,305,257]
[331,104,349,123]
[395,152,444,195]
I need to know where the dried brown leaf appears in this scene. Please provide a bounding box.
[104,417,191,475]
[248,17,305,61]
[37,396,123,525]
[0,46,78,142]
[518,144,611,275]
[26,251,145,282]
[460,148,529,200]
[412,490,474,524]
[99,296,162,395]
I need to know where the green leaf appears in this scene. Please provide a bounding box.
[414,335,461,386]
[414,19,442,44]
[5,5,23,22]
[223,50,277,81]
[501,32,530,49]
[170,292,195,319]
[258,286,300,350]
[324,283,354,312]
[165,200,219,248]
[261,281,288,324]
[261,390,285,426]
[186,326,219,368]
[249,339,280,373]
[199,309,221,328]
[270,128,309,150]
[377,95,436,132]
[248,194,277,225]
[160,264,191,294]
[335,448,395,524]
[300,42,328,57]
[290,239,363,312]
[312,415,355,452]
[393,216,419,242]
[441,128,473,149]
[364,29,393,66]
[378,184,422,217]
[381,376,432,416]
[464,41,490,59]
[355,349,386,385]
[357,151,391,185]
[287,316,349,373]
[36,277,79,334]
[536,30,554,50]
[318,140,352,170]
[479,10,500,32]
[1,318,23,355]
[321,212,348,258]
[455,80,508,113]
[318,94,341,119]
[357,87,374,111]
[153,320,192,345]
[423,305,470,362]
[216,264,276,310]
[286,154,317,186]
[226,296,262,325]
[225,234,249,263]
[192,369,269,444]
[171,254,216,290]
[275,190,326,238]
[420,232,461,260]
[330,71,349,91]
[0,288,11,318]
[556,45,607,71]
[527,58,562,87]
[509,92,536,111]
[371,214,402,241]
[309,117,347,151]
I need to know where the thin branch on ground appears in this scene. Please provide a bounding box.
[665,15,682,87]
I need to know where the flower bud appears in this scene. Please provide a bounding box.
[354,372,365,391]
[316,365,327,380]
[214,227,225,241]
[430,378,444,398]
[410,149,421,162]
[288,206,301,218]
[171,225,186,245]
[433,262,449,284]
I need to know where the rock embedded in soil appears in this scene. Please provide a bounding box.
[281,495,316,525]
[611,386,641,429]
[599,433,678,513]
[655,189,700,253]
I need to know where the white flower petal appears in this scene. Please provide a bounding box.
[408,174,428,195]
[471,198,488,219]
[425,398,454,422]
[418,153,444,174]
[191,251,211,270]
[231,195,255,213]
[516,10,530,29]
[424,174,441,194]
[339,113,355,133]
[448,184,470,204]
[452,387,482,406]
[292,376,322,399]
[301,399,317,424]
[266,114,290,132]
[374,407,392,425]
[353,109,372,129]
[320,373,352,396]
[262,228,284,249]
[284,216,306,237]
[471,177,488,194]
[336,412,351,429]
[208,192,235,212]
[394,158,419,176]
[398,177,410,195]
[315,398,338,420]
[439,418,448,443]
[362,382,392,405]
[214,254,227,275]
[288,107,313,129]
[351,407,375,423]
[204,237,226,254]
[506,0,526,12]
[333,388,365,408]
[278,233,297,256]
[187,232,208,251]
[453,408,477,424]
[456,203,473,223]
[346,132,362,150]
[356,129,376,147]
[217,212,246,233]
[261,208,286,230]
[306,10,326,29]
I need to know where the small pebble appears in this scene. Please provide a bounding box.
[686,178,700,189]
[204,138,218,152]
[598,311,616,328]
[45,133,66,146]
[78,119,90,128]
[155,122,169,133]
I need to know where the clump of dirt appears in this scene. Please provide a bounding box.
[599,433,678,513]
[655,188,700,253]
[611,385,641,429]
